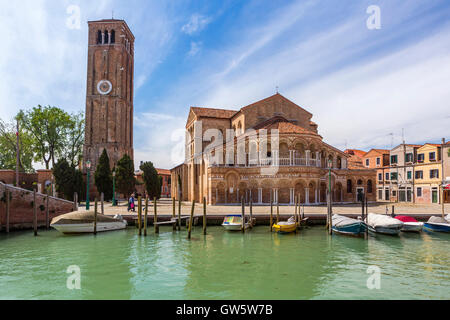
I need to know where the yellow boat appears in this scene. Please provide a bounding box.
[272,217,297,233]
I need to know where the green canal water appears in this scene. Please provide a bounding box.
[0,226,449,300]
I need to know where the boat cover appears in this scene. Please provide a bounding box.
[368,213,403,228]
[332,214,360,227]
[427,216,449,224]
[51,211,121,225]
[395,215,418,223]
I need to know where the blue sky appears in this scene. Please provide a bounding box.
[1,0,450,169]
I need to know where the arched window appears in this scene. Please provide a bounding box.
[347,179,352,193]
[367,180,373,193]
[111,30,115,43]
[97,30,102,44]
[105,29,109,44]
[357,179,363,185]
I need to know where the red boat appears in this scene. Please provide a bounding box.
[394,215,423,232]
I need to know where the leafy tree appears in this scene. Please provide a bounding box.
[53,158,84,201]
[94,149,113,201]
[115,154,135,199]
[17,105,72,169]
[58,111,84,168]
[0,119,34,172]
[139,161,161,199]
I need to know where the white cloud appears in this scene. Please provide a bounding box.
[187,41,202,56]
[181,14,212,35]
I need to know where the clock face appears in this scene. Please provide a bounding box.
[97,80,112,95]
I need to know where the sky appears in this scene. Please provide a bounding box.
[1,0,449,170]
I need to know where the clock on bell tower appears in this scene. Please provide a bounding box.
[83,19,134,176]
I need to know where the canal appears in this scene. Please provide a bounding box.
[0,226,449,299]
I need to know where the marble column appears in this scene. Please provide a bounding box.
[305,187,310,204]
[305,150,310,166]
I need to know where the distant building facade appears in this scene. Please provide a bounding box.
[171,94,376,205]
[135,168,171,198]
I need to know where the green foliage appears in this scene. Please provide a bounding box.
[53,159,84,201]
[0,119,34,172]
[16,105,84,169]
[94,149,113,201]
[139,161,161,200]
[115,154,135,198]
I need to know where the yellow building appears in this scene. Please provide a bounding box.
[414,143,442,204]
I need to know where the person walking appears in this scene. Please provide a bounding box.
[128,194,135,212]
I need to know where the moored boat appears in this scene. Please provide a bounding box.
[51,211,127,234]
[423,216,450,233]
[222,215,250,231]
[367,213,403,235]
[332,214,366,236]
[272,217,297,234]
[394,215,423,232]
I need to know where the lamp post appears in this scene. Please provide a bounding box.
[86,160,91,211]
[112,170,116,206]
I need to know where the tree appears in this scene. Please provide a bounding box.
[140,161,161,199]
[58,111,84,168]
[115,154,135,199]
[0,119,34,172]
[94,149,113,201]
[53,158,84,201]
[17,105,72,169]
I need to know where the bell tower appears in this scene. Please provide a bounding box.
[83,19,134,173]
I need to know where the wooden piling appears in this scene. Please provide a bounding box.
[249,194,253,227]
[203,197,207,235]
[241,196,245,233]
[276,202,280,224]
[94,197,98,235]
[6,189,10,233]
[365,195,369,238]
[270,196,273,232]
[33,190,37,236]
[45,194,49,229]
[138,196,142,236]
[391,205,395,217]
[74,192,78,211]
[144,197,148,236]
[154,197,159,234]
[328,192,332,235]
[187,200,195,239]
[178,199,182,231]
[172,197,177,231]
[101,192,104,214]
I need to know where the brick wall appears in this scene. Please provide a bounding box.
[0,182,74,231]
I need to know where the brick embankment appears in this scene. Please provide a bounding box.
[0,182,74,231]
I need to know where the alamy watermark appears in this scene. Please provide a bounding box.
[366,5,381,30]
[66,265,81,290]
[366,265,381,290]
[66,5,81,30]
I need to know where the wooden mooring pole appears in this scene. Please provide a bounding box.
[276,201,280,224]
[45,194,49,230]
[172,197,177,231]
[94,197,98,235]
[33,190,37,236]
[138,196,142,236]
[187,200,195,239]
[203,197,207,235]
[178,199,181,231]
[249,194,253,227]
[270,195,273,232]
[6,189,10,233]
[241,196,245,233]
[154,197,159,234]
[144,196,148,236]
[365,195,369,238]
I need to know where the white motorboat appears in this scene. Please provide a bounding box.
[394,215,423,232]
[51,211,127,234]
[367,213,403,235]
[222,215,250,231]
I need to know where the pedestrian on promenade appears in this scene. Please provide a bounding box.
[128,194,135,212]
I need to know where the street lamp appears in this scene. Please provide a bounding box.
[112,170,116,206]
[86,160,91,211]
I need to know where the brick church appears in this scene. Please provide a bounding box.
[171,94,376,205]
[82,19,135,194]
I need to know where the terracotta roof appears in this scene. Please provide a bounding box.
[253,116,320,137]
[240,93,312,116]
[190,107,236,119]
[344,149,367,158]
[156,168,170,175]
